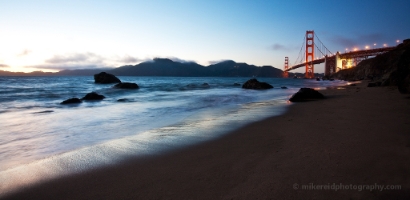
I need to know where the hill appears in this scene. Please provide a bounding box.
[0,59,284,78]
[110,58,284,77]
[109,58,283,77]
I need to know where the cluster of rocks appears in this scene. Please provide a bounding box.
[62,73,318,104]
[61,72,139,104]
[61,92,106,104]
[95,72,139,89]
[241,78,323,102]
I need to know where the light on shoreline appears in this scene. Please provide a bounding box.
[365,45,369,49]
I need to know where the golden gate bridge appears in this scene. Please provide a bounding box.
[283,30,396,78]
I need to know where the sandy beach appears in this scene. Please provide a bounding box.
[3,81,410,200]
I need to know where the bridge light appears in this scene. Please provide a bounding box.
[383,44,387,47]
[365,45,369,49]
[396,40,400,44]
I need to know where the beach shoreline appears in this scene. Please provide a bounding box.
[2,81,410,199]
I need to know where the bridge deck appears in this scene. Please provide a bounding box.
[285,46,394,72]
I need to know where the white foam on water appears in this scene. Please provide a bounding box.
[0,98,287,197]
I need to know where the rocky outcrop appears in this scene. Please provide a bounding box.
[397,40,410,93]
[331,38,410,93]
[61,98,82,104]
[367,82,381,87]
[94,72,121,84]
[82,92,105,100]
[242,78,273,89]
[114,82,139,89]
[289,88,325,102]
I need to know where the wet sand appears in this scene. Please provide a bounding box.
[3,82,410,199]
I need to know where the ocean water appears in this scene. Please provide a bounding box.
[0,76,346,195]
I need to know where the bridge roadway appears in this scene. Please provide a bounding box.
[285,46,395,72]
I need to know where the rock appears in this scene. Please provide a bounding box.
[82,92,105,100]
[61,98,82,104]
[94,72,121,84]
[289,88,325,102]
[242,78,273,89]
[281,86,288,89]
[367,82,381,87]
[202,83,209,87]
[233,83,241,86]
[397,43,410,93]
[117,98,130,102]
[114,82,139,89]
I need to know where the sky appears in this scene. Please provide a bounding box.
[0,0,409,73]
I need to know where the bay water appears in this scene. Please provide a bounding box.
[0,76,345,195]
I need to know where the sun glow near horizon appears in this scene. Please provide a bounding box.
[1,1,409,74]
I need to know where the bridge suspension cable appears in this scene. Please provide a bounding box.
[294,36,306,65]
[314,33,334,57]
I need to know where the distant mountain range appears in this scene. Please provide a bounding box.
[0,58,322,77]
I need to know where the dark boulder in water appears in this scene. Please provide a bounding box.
[61,98,82,104]
[82,92,105,100]
[242,78,273,89]
[233,83,241,86]
[289,88,325,102]
[117,98,130,102]
[114,82,139,89]
[94,72,121,84]
[281,86,288,89]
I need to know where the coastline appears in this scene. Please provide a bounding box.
[2,81,410,199]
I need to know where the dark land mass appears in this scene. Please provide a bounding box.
[0,59,321,78]
[331,38,410,93]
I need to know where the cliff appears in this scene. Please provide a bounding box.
[331,39,410,93]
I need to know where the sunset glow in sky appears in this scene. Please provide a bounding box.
[1,0,409,73]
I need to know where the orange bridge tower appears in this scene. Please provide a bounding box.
[305,30,315,78]
[283,57,289,78]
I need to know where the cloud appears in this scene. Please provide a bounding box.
[27,64,106,71]
[168,57,197,63]
[117,55,142,63]
[270,43,299,52]
[17,49,32,56]
[330,33,386,47]
[0,64,10,68]
[26,52,109,71]
[27,52,147,71]
[207,59,232,65]
[45,52,103,64]
[271,43,288,51]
